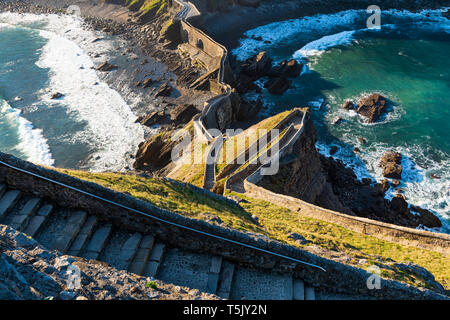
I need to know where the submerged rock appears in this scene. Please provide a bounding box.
[50,92,64,99]
[264,76,292,95]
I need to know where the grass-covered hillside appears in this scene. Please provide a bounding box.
[58,168,449,293]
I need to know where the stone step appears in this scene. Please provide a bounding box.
[206,256,222,294]
[82,224,113,260]
[8,198,41,231]
[128,235,155,275]
[52,211,88,253]
[156,248,212,292]
[0,190,21,220]
[230,267,293,300]
[143,242,165,278]
[305,286,315,300]
[293,279,305,300]
[216,260,235,299]
[67,216,98,256]
[0,184,6,199]
[115,233,142,271]
[23,204,54,238]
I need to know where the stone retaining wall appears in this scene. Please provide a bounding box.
[245,169,450,254]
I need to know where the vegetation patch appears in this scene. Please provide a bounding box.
[228,192,449,291]
[57,167,448,292]
[56,169,262,234]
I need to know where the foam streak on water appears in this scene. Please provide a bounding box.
[0,13,145,172]
[0,98,54,166]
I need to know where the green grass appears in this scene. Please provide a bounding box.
[56,169,262,234]
[146,281,158,289]
[57,168,449,292]
[229,192,449,291]
[139,0,168,14]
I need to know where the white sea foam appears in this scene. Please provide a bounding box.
[232,10,363,61]
[293,30,356,59]
[316,138,450,233]
[233,8,450,61]
[0,12,145,172]
[1,99,54,166]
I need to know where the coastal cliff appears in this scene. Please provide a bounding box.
[259,116,442,230]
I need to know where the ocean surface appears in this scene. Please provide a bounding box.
[233,8,450,232]
[0,13,144,172]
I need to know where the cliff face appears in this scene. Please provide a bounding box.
[259,118,350,215]
[260,117,442,229]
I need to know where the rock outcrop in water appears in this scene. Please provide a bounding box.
[379,150,403,179]
[356,93,389,123]
[259,116,442,229]
[342,94,390,122]
[236,52,302,95]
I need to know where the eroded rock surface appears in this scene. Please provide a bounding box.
[260,116,442,229]
[0,225,219,300]
[379,150,403,179]
[356,93,389,123]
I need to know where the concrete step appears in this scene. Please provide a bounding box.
[23,204,53,238]
[156,248,212,292]
[115,233,142,270]
[8,198,41,231]
[52,211,88,253]
[216,260,235,299]
[206,256,222,294]
[230,267,293,300]
[67,216,98,256]
[143,242,165,278]
[128,235,155,275]
[0,184,6,199]
[293,279,305,300]
[0,190,21,220]
[82,223,113,260]
[305,286,316,300]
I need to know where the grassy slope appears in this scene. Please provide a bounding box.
[57,169,449,291]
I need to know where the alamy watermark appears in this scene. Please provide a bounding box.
[66,5,81,17]
[367,5,382,29]
[367,265,382,290]
[66,264,82,290]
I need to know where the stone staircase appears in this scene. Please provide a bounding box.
[0,183,317,300]
[226,113,306,194]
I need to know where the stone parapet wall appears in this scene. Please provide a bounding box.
[245,173,450,254]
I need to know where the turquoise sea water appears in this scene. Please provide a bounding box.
[233,9,450,231]
[0,23,97,168]
[0,13,144,172]
[0,25,54,165]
